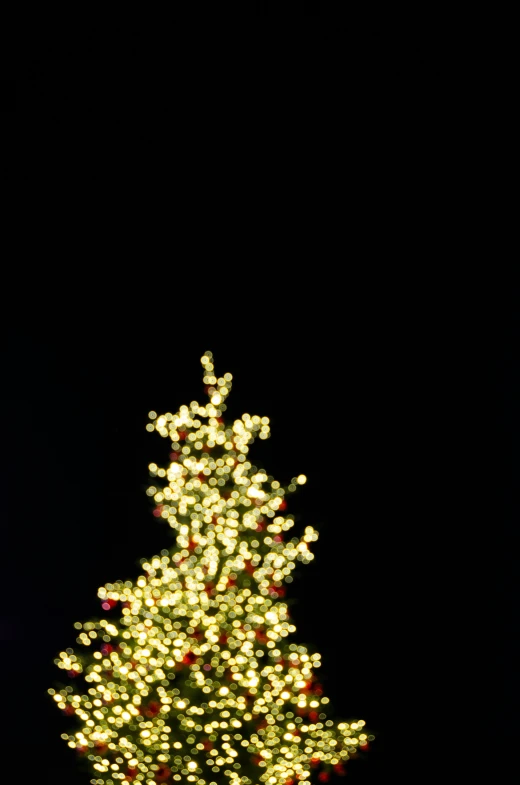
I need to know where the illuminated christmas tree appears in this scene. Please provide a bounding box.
[49,351,372,784]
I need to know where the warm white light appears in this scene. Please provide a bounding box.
[50,350,370,784]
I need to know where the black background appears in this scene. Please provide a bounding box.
[1,7,515,779]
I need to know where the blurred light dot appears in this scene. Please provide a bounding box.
[49,350,369,781]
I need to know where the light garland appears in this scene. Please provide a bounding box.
[50,351,372,784]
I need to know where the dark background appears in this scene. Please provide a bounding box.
[0,8,515,777]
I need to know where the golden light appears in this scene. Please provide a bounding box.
[49,350,371,785]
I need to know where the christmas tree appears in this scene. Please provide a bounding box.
[49,351,371,784]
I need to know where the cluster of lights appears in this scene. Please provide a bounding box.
[50,352,372,784]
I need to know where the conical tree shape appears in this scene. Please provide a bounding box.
[50,351,371,784]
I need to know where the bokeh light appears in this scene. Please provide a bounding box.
[50,351,371,784]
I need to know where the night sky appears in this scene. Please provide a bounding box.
[2,304,517,782]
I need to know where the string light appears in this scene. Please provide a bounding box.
[50,351,372,784]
